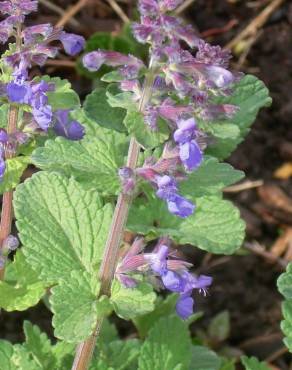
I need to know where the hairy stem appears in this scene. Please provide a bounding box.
[0,23,21,280]
[0,106,19,280]
[71,65,156,370]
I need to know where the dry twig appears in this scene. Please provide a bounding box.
[175,0,196,15]
[224,180,263,193]
[106,0,129,23]
[226,0,285,50]
[244,241,288,268]
[56,0,89,28]
[39,0,80,27]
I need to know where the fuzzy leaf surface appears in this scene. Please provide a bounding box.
[180,156,244,198]
[51,271,103,342]
[241,356,270,370]
[0,156,29,194]
[124,111,169,149]
[0,251,46,311]
[31,129,128,195]
[138,315,191,370]
[128,195,245,254]
[190,346,221,370]
[84,86,126,132]
[111,280,156,320]
[14,172,112,283]
[206,75,272,159]
[278,263,292,351]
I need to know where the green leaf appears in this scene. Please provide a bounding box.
[0,156,30,194]
[14,172,113,283]
[133,294,178,337]
[31,128,128,195]
[36,76,80,111]
[0,104,9,128]
[190,346,222,370]
[0,340,14,370]
[128,195,245,254]
[277,263,292,299]
[180,156,244,198]
[208,311,230,342]
[0,250,46,311]
[111,280,156,320]
[138,315,191,370]
[51,271,102,342]
[106,89,137,112]
[278,263,292,352]
[84,86,127,132]
[93,339,141,370]
[124,111,169,149]
[206,75,272,159]
[241,356,270,370]
[22,321,55,370]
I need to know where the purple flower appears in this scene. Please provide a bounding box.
[6,82,31,103]
[60,32,85,56]
[23,23,53,44]
[53,110,84,141]
[0,156,6,181]
[138,0,159,15]
[166,193,195,218]
[32,105,52,131]
[83,50,144,72]
[176,295,194,319]
[2,235,19,251]
[118,167,136,195]
[0,0,37,15]
[195,40,231,68]
[0,129,8,144]
[179,141,202,171]
[145,244,169,274]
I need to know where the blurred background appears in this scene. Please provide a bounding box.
[1,0,292,368]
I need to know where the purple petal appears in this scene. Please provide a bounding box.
[6,82,31,103]
[176,295,194,320]
[60,32,85,56]
[53,110,84,141]
[161,270,184,292]
[179,140,202,171]
[174,117,196,144]
[166,193,195,218]
[32,105,52,131]
[0,129,8,144]
[0,157,6,180]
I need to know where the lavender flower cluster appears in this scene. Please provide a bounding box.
[116,238,212,319]
[83,0,241,219]
[0,0,85,180]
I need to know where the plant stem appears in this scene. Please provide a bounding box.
[0,23,21,280]
[71,65,156,370]
[0,106,19,280]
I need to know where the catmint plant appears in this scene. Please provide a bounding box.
[0,0,275,370]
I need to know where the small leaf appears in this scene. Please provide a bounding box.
[241,356,270,370]
[36,76,80,110]
[278,264,292,352]
[14,172,113,283]
[111,280,156,320]
[22,321,55,369]
[0,250,46,311]
[51,270,101,342]
[84,86,127,132]
[277,263,292,299]
[93,339,141,370]
[206,75,272,159]
[106,89,137,112]
[138,315,191,370]
[0,340,14,370]
[190,346,222,370]
[0,156,29,194]
[128,195,245,254]
[124,111,169,149]
[208,310,230,342]
[31,129,128,195]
